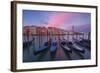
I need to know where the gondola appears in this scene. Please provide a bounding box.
[34,41,50,55]
[23,39,34,49]
[74,38,90,49]
[60,40,72,53]
[80,40,90,49]
[80,39,90,47]
[50,40,57,58]
[23,42,29,49]
[65,40,85,53]
[80,38,90,43]
[72,43,85,53]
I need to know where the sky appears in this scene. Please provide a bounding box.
[23,10,91,32]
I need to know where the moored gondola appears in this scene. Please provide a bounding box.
[74,38,90,49]
[60,40,72,53]
[80,38,90,48]
[72,43,85,53]
[50,40,57,59]
[23,38,34,49]
[80,38,90,43]
[34,41,50,55]
[66,40,85,53]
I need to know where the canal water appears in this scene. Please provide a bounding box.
[23,35,91,62]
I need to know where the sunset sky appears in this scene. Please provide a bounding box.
[23,10,91,32]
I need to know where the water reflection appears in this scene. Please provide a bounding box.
[23,34,91,62]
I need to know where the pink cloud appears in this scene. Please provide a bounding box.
[47,13,74,27]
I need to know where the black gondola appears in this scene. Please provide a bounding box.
[50,40,57,59]
[65,40,85,59]
[80,39,90,47]
[23,38,34,49]
[66,40,85,53]
[72,43,85,53]
[60,40,72,53]
[74,38,90,49]
[34,41,50,55]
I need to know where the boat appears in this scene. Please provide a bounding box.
[50,40,57,58]
[80,38,90,43]
[34,41,50,55]
[23,38,34,49]
[65,39,85,53]
[80,40,90,49]
[60,40,72,53]
[74,38,90,49]
[80,39,90,47]
[72,43,85,53]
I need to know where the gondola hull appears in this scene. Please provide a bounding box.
[34,46,49,55]
[73,38,90,50]
[72,44,85,53]
[66,41,85,53]
[34,41,50,55]
[50,41,57,59]
[23,40,33,49]
[60,42,72,53]
[75,41,90,49]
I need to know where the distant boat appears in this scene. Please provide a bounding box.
[34,41,50,55]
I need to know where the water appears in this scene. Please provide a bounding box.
[23,34,91,62]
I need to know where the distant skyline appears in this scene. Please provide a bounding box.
[23,10,91,32]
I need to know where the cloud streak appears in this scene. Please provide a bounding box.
[47,13,74,27]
